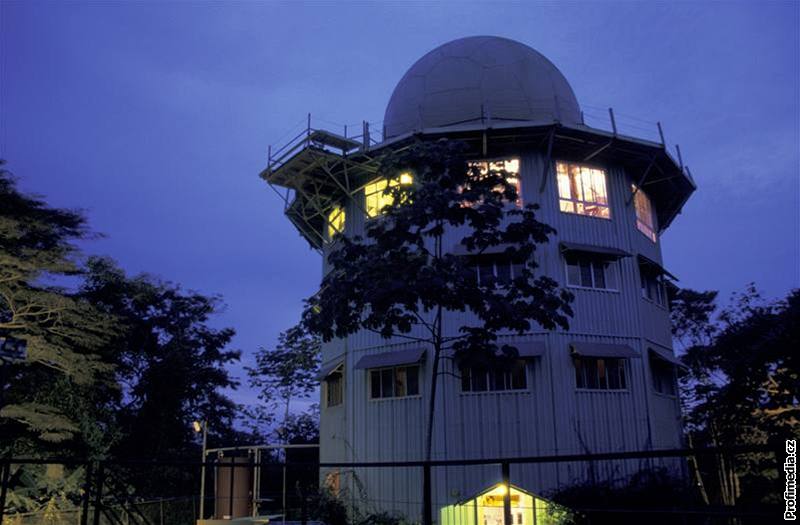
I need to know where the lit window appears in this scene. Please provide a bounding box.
[651,358,676,396]
[327,204,345,239]
[364,173,413,217]
[556,162,610,219]
[325,370,343,407]
[632,185,657,242]
[466,254,526,287]
[564,254,618,290]
[369,365,420,399]
[466,158,522,206]
[574,357,627,390]
[460,360,527,392]
[640,270,667,307]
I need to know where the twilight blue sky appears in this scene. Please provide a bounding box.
[2,1,798,407]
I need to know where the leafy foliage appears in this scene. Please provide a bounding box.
[303,139,573,460]
[246,323,320,440]
[0,162,115,445]
[80,257,243,457]
[671,284,799,505]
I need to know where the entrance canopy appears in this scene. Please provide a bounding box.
[440,483,570,525]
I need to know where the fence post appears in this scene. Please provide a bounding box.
[0,459,10,525]
[92,462,105,525]
[501,462,511,525]
[228,455,235,519]
[80,462,94,525]
[422,463,432,525]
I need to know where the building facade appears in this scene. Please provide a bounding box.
[262,36,695,523]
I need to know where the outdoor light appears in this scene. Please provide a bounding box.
[192,420,202,433]
[399,172,414,185]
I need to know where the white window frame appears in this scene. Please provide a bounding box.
[563,254,619,292]
[632,184,657,242]
[364,173,413,218]
[640,271,667,307]
[650,357,677,397]
[468,255,527,287]
[326,203,346,240]
[574,356,629,391]
[460,360,528,393]
[325,368,344,407]
[556,161,611,219]
[368,364,421,400]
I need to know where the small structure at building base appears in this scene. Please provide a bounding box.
[440,484,571,525]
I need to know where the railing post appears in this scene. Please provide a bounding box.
[0,459,10,525]
[657,121,665,146]
[608,108,617,135]
[501,462,511,525]
[422,462,432,525]
[93,462,105,525]
[80,461,94,525]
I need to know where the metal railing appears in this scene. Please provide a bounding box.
[1,443,785,525]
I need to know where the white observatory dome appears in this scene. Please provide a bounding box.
[383,36,582,139]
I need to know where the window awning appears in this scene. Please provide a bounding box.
[316,359,344,380]
[570,342,639,358]
[560,242,631,259]
[649,347,688,370]
[451,243,521,256]
[354,348,426,370]
[637,254,679,281]
[501,341,546,358]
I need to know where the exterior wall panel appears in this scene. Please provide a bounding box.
[315,144,685,519]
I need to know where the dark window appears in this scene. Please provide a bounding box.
[640,270,667,306]
[461,360,527,392]
[574,357,627,390]
[326,371,343,407]
[651,358,677,396]
[467,255,527,287]
[370,365,420,399]
[565,254,618,290]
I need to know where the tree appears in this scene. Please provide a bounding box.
[303,139,573,462]
[247,323,321,441]
[0,161,115,446]
[671,284,799,505]
[247,325,320,517]
[80,257,243,459]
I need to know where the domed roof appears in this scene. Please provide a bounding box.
[383,36,581,139]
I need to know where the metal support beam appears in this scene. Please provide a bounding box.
[501,462,512,525]
[583,139,613,162]
[609,108,617,135]
[422,463,432,525]
[627,155,657,205]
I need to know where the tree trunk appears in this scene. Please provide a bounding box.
[423,230,444,463]
[424,332,442,462]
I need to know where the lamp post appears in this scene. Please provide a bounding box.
[193,420,208,521]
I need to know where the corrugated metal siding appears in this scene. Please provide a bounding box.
[315,147,684,518]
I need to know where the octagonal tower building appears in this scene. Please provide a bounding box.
[261,36,695,523]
